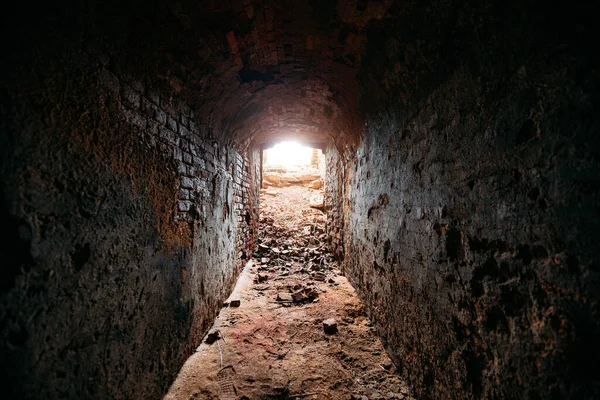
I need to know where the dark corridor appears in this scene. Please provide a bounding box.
[0,0,598,399]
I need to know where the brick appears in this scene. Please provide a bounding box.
[178,201,192,212]
[180,114,189,128]
[181,177,194,189]
[180,125,192,140]
[167,116,178,132]
[121,84,140,108]
[194,178,205,192]
[180,138,190,152]
[161,100,177,117]
[146,121,160,137]
[154,108,167,125]
[179,189,191,200]
[119,105,146,128]
[159,126,178,146]
[173,147,183,161]
[140,97,157,119]
[323,318,337,334]
[194,156,207,169]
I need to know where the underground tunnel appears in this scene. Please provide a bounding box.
[0,0,598,399]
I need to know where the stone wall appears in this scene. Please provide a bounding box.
[0,46,259,400]
[325,1,599,399]
[2,0,598,399]
[324,144,347,262]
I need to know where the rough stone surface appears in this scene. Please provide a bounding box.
[0,6,259,398]
[1,0,598,399]
[326,2,599,399]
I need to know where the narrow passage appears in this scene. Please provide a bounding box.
[165,164,414,400]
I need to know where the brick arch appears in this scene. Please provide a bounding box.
[161,0,393,149]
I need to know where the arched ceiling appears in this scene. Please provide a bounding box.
[156,0,395,149]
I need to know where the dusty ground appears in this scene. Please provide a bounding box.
[164,181,414,400]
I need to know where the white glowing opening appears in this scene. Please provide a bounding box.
[265,141,312,166]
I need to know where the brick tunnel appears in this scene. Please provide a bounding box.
[0,0,598,399]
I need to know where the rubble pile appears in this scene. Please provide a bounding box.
[251,186,338,305]
[261,163,322,189]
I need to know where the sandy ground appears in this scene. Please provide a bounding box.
[164,184,414,400]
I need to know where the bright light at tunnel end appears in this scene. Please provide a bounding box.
[265,141,312,166]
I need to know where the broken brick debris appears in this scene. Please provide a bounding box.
[323,318,338,334]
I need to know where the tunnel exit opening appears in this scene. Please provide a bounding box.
[258,141,325,228]
[260,140,325,207]
[263,141,313,167]
[257,139,327,269]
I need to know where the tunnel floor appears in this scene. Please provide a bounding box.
[164,185,414,400]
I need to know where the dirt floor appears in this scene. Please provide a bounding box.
[164,180,414,400]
